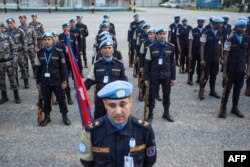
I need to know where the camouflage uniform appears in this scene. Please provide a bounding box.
[19,24,37,77]
[0,33,18,90]
[6,28,29,81]
[29,21,44,50]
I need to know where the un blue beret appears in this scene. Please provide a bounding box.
[222,15,230,20]
[98,31,110,38]
[76,16,82,19]
[42,32,53,39]
[62,22,69,27]
[138,19,145,24]
[51,31,58,36]
[133,13,139,17]
[31,13,37,17]
[234,20,247,28]
[97,81,133,99]
[239,17,249,23]
[6,17,15,23]
[197,17,206,21]
[181,18,187,22]
[103,14,110,19]
[101,34,112,41]
[174,15,180,18]
[156,28,166,34]
[212,17,224,23]
[99,39,113,49]
[19,14,26,19]
[0,22,4,27]
[143,24,150,29]
[147,28,156,33]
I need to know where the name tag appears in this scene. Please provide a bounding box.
[158,59,163,65]
[172,29,175,33]
[103,76,109,83]
[218,41,221,45]
[45,73,50,78]
[124,156,134,167]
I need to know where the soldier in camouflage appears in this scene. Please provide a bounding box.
[6,18,30,89]
[0,22,21,104]
[29,13,45,50]
[19,14,38,78]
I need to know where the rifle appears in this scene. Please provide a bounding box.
[218,78,227,117]
[37,89,43,125]
[144,83,150,121]
[198,65,206,100]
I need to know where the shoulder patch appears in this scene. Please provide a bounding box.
[166,42,175,47]
[131,117,150,129]
[85,117,105,131]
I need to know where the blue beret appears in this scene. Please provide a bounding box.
[138,19,145,24]
[69,19,75,23]
[6,17,15,23]
[174,15,180,18]
[133,13,139,17]
[222,15,230,20]
[103,14,110,19]
[181,18,187,22]
[19,14,26,19]
[62,22,69,27]
[212,17,224,23]
[97,81,133,99]
[156,28,166,34]
[239,17,249,23]
[0,22,4,27]
[51,31,58,36]
[147,28,156,33]
[234,20,247,28]
[143,24,150,29]
[42,32,53,39]
[98,31,110,38]
[100,22,110,28]
[197,17,206,21]
[31,13,37,17]
[101,34,112,41]
[99,39,113,49]
[76,16,82,19]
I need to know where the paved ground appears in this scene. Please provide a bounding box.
[0,7,250,167]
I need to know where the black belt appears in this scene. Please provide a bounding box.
[0,58,13,62]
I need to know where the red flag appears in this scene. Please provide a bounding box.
[65,34,93,126]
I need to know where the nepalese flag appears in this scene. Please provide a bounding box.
[65,33,93,126]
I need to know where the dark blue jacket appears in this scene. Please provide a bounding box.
[168,22,182,44]
[221,24,232,44]
[190,27,204,55]
[177,25,192,49]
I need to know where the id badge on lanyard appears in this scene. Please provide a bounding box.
[158,58,163,65]
[44,52,52,78]
[103,76,109,83]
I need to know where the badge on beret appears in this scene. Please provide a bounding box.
[79,142,87,153]
[146,146,156,157]
[116,90,126,98]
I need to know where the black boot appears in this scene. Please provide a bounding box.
[146,110,154,123]
[33,66,37,79]
[187,74,193,85]
[162,107,174,122]
[231,105,244,118]
[24,79,30,89]
[209,85,221,99]
[66,92,73,105]
[13,90,21,104]
[218,105,227,118]
[156,94,162,101]
[40,114,51,126]
[198,87,205,101]
[62,113,71,126]
[84,60,88,68]
[0,90,9,104]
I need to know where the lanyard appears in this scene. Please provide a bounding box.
[44,51,52,72]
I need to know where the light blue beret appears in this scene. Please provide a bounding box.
[234,20,247,28]
[101,34,112,41]
[138,19,145,24]
[212,17,224,23]
[181,18,187,22]
[98,31,110,37]
[147,28,156,33]
[156,28,166,34]
[239,17,249,23]
[6,17,15,23]
[99,39,113,49]
[143,24,150,29]
[97,81,133,99]
[222,15,230,20]
[62,22,69,27]
[197,17,206,21]
[42,32,53,39]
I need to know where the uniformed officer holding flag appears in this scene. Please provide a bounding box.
[78,80,156,167]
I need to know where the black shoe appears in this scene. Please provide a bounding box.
[209,91,221,99]
[24,79,30,89]
[231,107,244,118]
[156,95,162,101]
[40,116,51,126]
[146,112,153,123]
[162,108,174,122]
[0,91,9,104]
[196,78,200,84]
[218,106,227,118]
[67,97,73,105]
[187,80,193,86]
[62,114,71,126]
[13,90,21,104]
[138,96,144,102]
[198,88,205,101]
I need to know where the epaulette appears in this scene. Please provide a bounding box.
[94,58,102,64]
[113,57,123,63]
[85,117,105,132]
[131,116,150,129]
[167,42,175,47]
[54,47,62,52]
